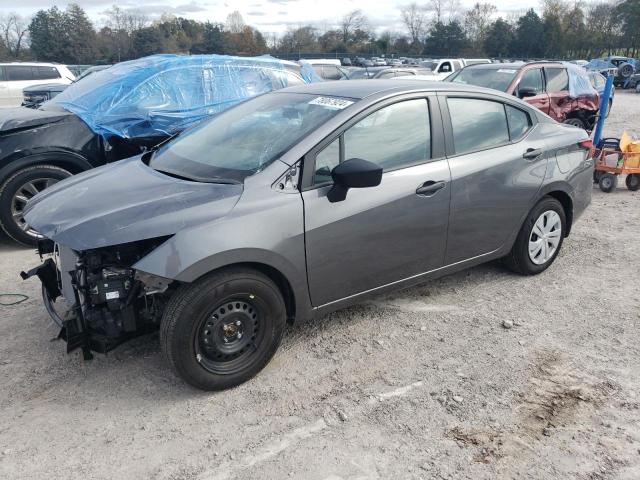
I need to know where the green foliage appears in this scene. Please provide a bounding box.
[424,21,469,56]
[17,2,640,63]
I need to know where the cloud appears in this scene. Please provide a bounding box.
[247,10,266,16]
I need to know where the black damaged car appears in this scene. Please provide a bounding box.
[0,54,306,245]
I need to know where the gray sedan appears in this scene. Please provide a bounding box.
[22,80,593,390]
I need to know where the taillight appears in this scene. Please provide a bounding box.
[579,139,593,150]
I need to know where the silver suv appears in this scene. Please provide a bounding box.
[22,80,593,390]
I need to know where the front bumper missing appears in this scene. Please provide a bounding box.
[22,259,94,360]
[22,256,157,359]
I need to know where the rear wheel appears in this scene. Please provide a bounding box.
[599,173,618,193]
[0,165,71,245]
[504,197,566,275]
[626,174,640,191]
[563,117,585,129]
[160,267,287,390]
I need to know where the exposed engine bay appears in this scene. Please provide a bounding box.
[21,237,173,359]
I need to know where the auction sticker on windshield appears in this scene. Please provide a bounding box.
[308,97,354,110]
[497,69,517,74]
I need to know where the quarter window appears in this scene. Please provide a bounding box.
[545,68,569,92]
[447,98,509,154]
[344,99,430,171]
[36,66,61,80]
[506,105,532,140]
[314,138,340,185]
[519,68,544,95]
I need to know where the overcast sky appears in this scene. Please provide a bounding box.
[2,0,537,35]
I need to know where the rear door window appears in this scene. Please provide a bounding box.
[447,98,510,154]
[545,68,569,92]
[439,62,452,73]
[6,66,34,81]
[518,68,544,94]
[0,67,5,81]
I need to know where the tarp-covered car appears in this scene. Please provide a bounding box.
[0,54,308,245]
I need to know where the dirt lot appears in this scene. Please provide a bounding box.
[1,91,639,480]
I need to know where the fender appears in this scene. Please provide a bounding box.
[0,150,94,183]
[134,246,313,323]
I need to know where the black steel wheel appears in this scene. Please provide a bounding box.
[598,173,617,193]
[626,174,640,192]
[160,267,286,391]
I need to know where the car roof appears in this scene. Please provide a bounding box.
[278,79,517,101]
[464,61,563,70]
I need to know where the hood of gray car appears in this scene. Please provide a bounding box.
[24,157,243,250]
[0,106,74,134]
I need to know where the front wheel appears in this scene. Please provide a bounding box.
[160,267,287,390]
[504,197,566,275]
[0,165,71,245]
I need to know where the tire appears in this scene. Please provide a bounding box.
[0,165,71,246]
[598,172,618,193]
[626,174,640,192]
[504,196,566,275]
[160,267,287,391]
[619,63,633,78]
[563,117,585,129]
[593,170,602,184]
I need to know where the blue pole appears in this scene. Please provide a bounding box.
[593,74,614,146]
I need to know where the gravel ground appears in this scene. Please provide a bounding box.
[1,91,639,480]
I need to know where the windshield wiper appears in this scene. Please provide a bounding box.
[152,167,241,185]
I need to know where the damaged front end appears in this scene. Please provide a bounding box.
[22,237,173,360]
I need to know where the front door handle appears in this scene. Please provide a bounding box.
[523,148,543,160]
[416,180,446,196]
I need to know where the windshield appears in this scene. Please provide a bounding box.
[150,92,352,183]
[420,61,438,70]
[447,67,517,91]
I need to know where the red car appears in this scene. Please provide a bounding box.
[446,62,600,129]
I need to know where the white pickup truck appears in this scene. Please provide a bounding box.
[419,58,491,80]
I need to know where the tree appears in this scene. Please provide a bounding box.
[226,11,245,34]
[400,3,428,46]
[484,18,514,57]
[424,20,468,55]
[133,26,163,57]
[0,13,28,58]
[464,3,497,46]
[28,7,68,61]
[513,9,544,58]
[616,0,640,57]
[280,26,319,54]
[65,4,97,63]
[340,9,368,44]
[191,22,225,54]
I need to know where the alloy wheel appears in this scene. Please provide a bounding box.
[528,210,562,265]
[11,177,60,238]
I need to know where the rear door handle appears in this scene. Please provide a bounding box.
[416,180,446,196]
[523,148,543,160]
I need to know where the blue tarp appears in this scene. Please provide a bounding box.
[50,54,307,140]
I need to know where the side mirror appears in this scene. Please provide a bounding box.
[327,158,382,203]
[518,86,537,98]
